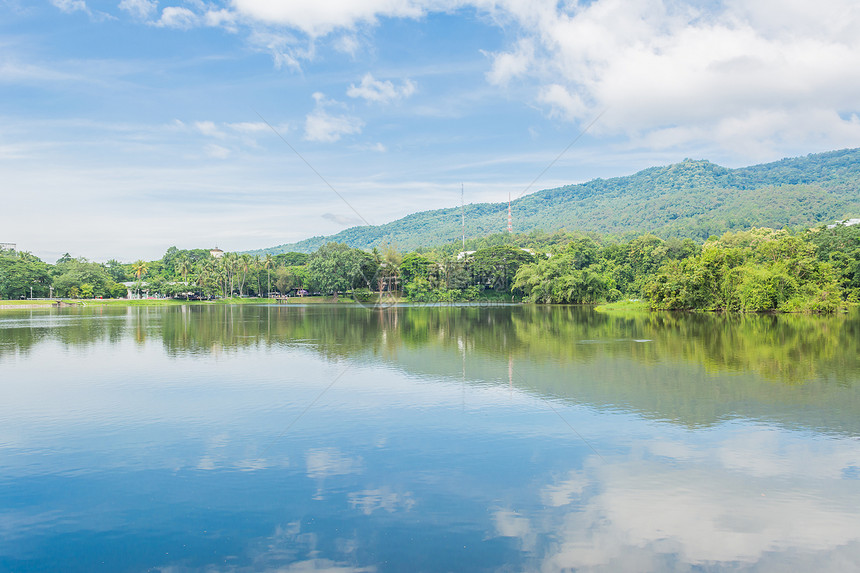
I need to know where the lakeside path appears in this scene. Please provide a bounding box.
[0,297,353,309]
[0,301,60,309]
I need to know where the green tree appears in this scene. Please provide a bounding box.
[132,260,148,280]
[264,253,274,297]
[470,245,535,291]
[0,253,52,299]
[52,258,115,298]
[306,243,363,295]
[274,265,308,294]
[399,253,435,284]
[178,257,192,285]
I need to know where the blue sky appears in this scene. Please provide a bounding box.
[2,0,860,262]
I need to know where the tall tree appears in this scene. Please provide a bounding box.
[264,253,273,297]
[132,260,148,280]
[306,243,363,295]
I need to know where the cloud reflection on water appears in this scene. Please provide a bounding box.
[492,427,860,572]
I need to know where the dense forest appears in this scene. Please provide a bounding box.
[252,148,860,254]
[2,221,858,312]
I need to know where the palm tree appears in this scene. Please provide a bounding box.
[253,255,262,297]
[264,254,273,297]
[238,254,251,296]
[383,246,402,293]
[178,257,191,284]
[132,260,148,280]
[222,252,238,297]
[131,260,148,299]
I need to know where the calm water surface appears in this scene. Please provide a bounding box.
[1,304,859,572]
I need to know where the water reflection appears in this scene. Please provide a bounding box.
[4,305,858,382]
[496,430,860,572]
[1,304,859,572]
[2,305,859,435]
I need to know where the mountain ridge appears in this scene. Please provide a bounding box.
[248,148,860,254]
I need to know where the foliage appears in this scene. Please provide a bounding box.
[398,253,435,284]
[52,257,122,298]
[5,212,859,314]
[645,229,844,312]
[273,252,309,267]
[0,251,52,299]
[469,245,535,291]
[274,266,308,294]
[254,148,860,254]
[404,277,481,302]
[305,243,365,295]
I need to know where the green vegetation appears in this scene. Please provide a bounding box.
[3,220,859,313]
[3,148,859,313]
[252,148,860,254]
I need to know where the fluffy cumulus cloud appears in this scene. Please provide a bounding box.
[155,5,198,29]
[347,73,416,104]
[304,93,364,143]
[483,0,860,154]
[147,0,860,156]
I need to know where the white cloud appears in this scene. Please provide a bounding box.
[204,143,231,159]
[347,73,416,104]
[537,83,587,121]
[227,121,271,134]
[334,34,361,56]
[194,120,226,138]
[483,0,860,155]
[246,29,311,71]
[232,0,427,37]
[305,110,364,143]
[118,0,157,20]
[304,93,364,143]
[138,0,858,157]
[203,8,237,31]
[156,6,198,29]
[51,0,87,13]
[485,37,533,86]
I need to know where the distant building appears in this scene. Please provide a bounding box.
[121,281,148,299]
[826,218,860,229]
[210,247,224,259]
[0,242,16,252]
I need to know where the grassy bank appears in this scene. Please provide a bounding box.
[82,297,283,306]
[1,296,378,308]
[594,299,651,313]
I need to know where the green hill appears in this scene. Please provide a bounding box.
[250,148,860,254]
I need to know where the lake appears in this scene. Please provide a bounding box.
[1,304,859,572]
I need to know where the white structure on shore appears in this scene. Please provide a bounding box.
[826,218,860,229]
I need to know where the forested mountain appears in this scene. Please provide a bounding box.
[251,148,860,254]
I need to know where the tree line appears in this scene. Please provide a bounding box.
[1,222,857,311]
